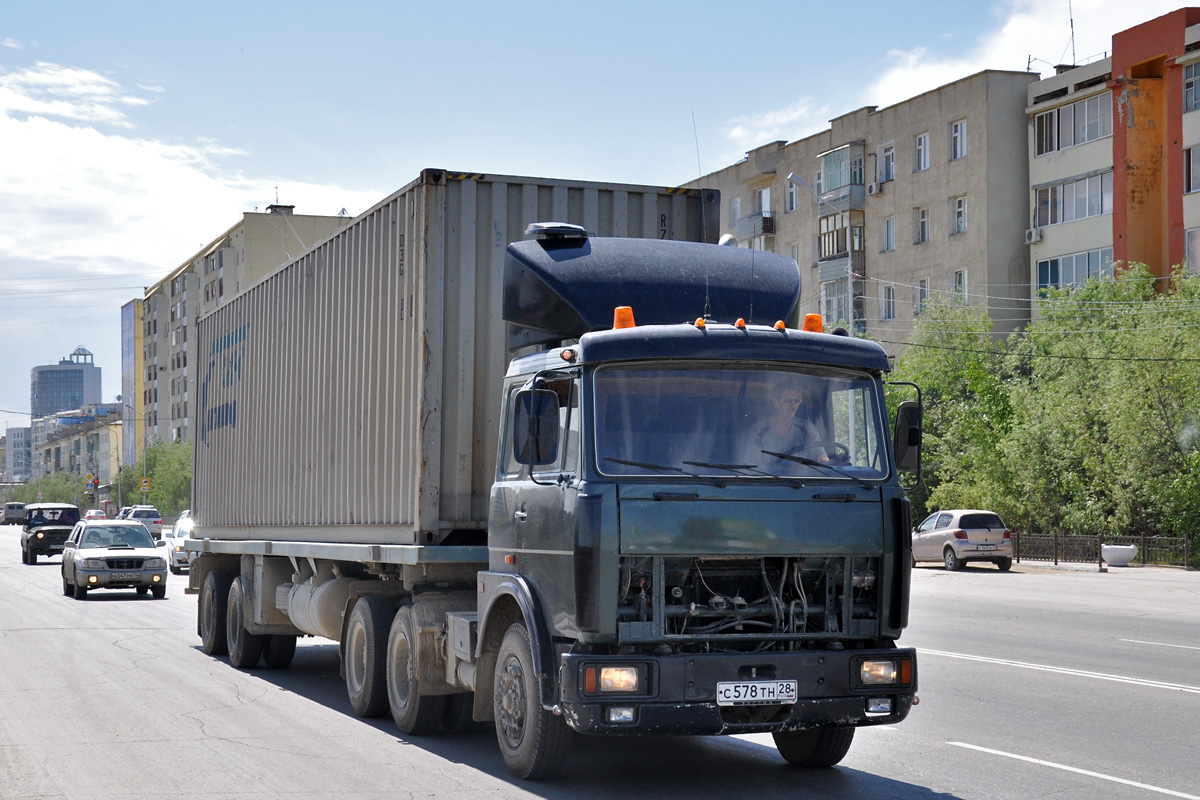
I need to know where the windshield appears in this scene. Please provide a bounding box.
[81,525,155,549]
[27,507,80,526]
[593,364,888,480]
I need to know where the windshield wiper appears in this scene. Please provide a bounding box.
[761,450,874,489]
[684,460,804,488]
[604,457,685,473]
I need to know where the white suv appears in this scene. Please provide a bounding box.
[128,506,164,539]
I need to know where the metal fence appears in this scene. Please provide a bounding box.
[1013,532,1193,569]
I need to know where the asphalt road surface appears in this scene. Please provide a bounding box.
[1,531,1196,799]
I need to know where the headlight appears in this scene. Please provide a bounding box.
[36,532,45,539]
[584,665,642,693]
[84,558,107,569]
[144,558,166,570]
[860,660,898,685]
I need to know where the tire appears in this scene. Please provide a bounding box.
[996,557,1013,572]
[136,586,149,596]
[944,548,964,571]
[151,585,166,599]
[200,570,234,656]
[345,596,392,717]
[386,604,445,734]
[493,622,572,780]
[263,634,298,669]
[227,576,264,668]
[62,572,73,597]
[73,581,88,600]
[773,727,855,768]
[170,566,181,575]
[442,692,486,733]
[21,545,29,565]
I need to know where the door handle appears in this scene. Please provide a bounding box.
[514,509,528,522]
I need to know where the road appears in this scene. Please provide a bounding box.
[0,531,1197,799]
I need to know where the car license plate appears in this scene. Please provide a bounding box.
[976,544,998,551]
[112,572,141,581]
[715,680,798,706]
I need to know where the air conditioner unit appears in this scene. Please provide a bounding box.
[1025,228,1042,244]
[867,182,880,196]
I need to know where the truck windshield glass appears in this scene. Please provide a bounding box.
[593,364,887,480]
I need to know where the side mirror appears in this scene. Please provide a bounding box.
[513,388,561,466]
[156,540,167,548]
[893,400,922,473]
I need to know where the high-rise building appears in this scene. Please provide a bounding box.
[30,347,102,420]
[4,427,31,483]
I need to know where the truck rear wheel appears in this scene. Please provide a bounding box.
[200,570,234,655]
[494,622,572,780]
[263,635,297,669]
[772,727,855,768]
[386,604,444,734]
[345,596,392,717]
[227,576,264,668]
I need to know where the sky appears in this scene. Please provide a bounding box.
[0,0,1187,434]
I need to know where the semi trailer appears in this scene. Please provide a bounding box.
[186,168,921,779]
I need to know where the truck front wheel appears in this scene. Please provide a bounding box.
[346,596,391,717]
[386,605,444,734]
[493,622,572,780]
[200,570,234,655]
[227,576,264,668]
[772,727,855,768]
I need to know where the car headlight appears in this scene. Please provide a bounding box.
[83,558,107,569]
[144,558,166,570]
[36,532,45,540]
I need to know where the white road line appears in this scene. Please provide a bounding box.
[920,648,1200,694]
[949,742,1200,800]
[1120,639,1200,652]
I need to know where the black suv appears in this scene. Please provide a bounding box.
[20,503,80,564]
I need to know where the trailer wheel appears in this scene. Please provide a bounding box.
[493,622,572,780]
[200,570,234,655]
[345,596,392,717]
[772,727,855,768]
[386,604,444,734]
[227,576,264,668]
[263,635,297,669]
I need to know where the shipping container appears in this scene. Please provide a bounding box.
[194,168,719,544]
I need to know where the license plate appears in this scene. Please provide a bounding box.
[715,680,798,706]
[112,572,141,581]
[976,544,998,551]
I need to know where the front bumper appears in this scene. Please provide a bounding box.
[76,569,168,590]
[559,647,916,735]
[27,537,68,556]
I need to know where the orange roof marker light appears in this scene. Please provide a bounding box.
[734,318,746,329]
[774,320,787,330]
[613,306,636,329]
[694,317,706,328]
[802,314,824,333]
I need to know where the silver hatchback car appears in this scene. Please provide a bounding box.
[60,520,169,599]
[912,509,1013,571]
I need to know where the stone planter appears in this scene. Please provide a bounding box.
[1101,544,1138,567]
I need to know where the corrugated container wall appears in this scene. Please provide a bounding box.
[194,169,719,545]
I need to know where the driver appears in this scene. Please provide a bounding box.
[754,381,830,464]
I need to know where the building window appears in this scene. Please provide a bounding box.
[1187,146,1200,193]
[1187,228,1200,273]
[1187,63,1200,113]
[790,244,800,264]
[950,120,967,160]
[881,145,895,182]
[883,217,895,252]
[914,278,929,314]
[882,285,895,320]
[1035,92,1113,156]
[786,181,797,212]
[819,213,849,260]
[756,187,771,214]
[954,269,967,304]
[914,208,929,244]
[1037,247,1114,292]
[730,196,741,223]
[1035,171,1114,226]
[914,133,929,172]
[815,170,822,195]
[952,196,967,235]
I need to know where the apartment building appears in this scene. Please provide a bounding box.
[126,206,350,460]
[1028,8,1200,301]
[687,70,1037,355]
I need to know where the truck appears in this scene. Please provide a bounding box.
[186,168,921,780]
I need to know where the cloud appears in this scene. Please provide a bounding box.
[722,98,832,161]
[1,38,22,50]
[866,0,1187,109]
[0,62,148,127]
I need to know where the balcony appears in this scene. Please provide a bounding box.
[734,211,776,241]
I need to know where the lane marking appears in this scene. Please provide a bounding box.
[1120,639,1200,652]
[949,742,1200,800]
[920,648,1200,694]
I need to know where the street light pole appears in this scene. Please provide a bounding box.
[787,172,855,337]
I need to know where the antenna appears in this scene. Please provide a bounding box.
[1069,0,1076,64]
[692,111,703,177]
[275,186,280,205]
